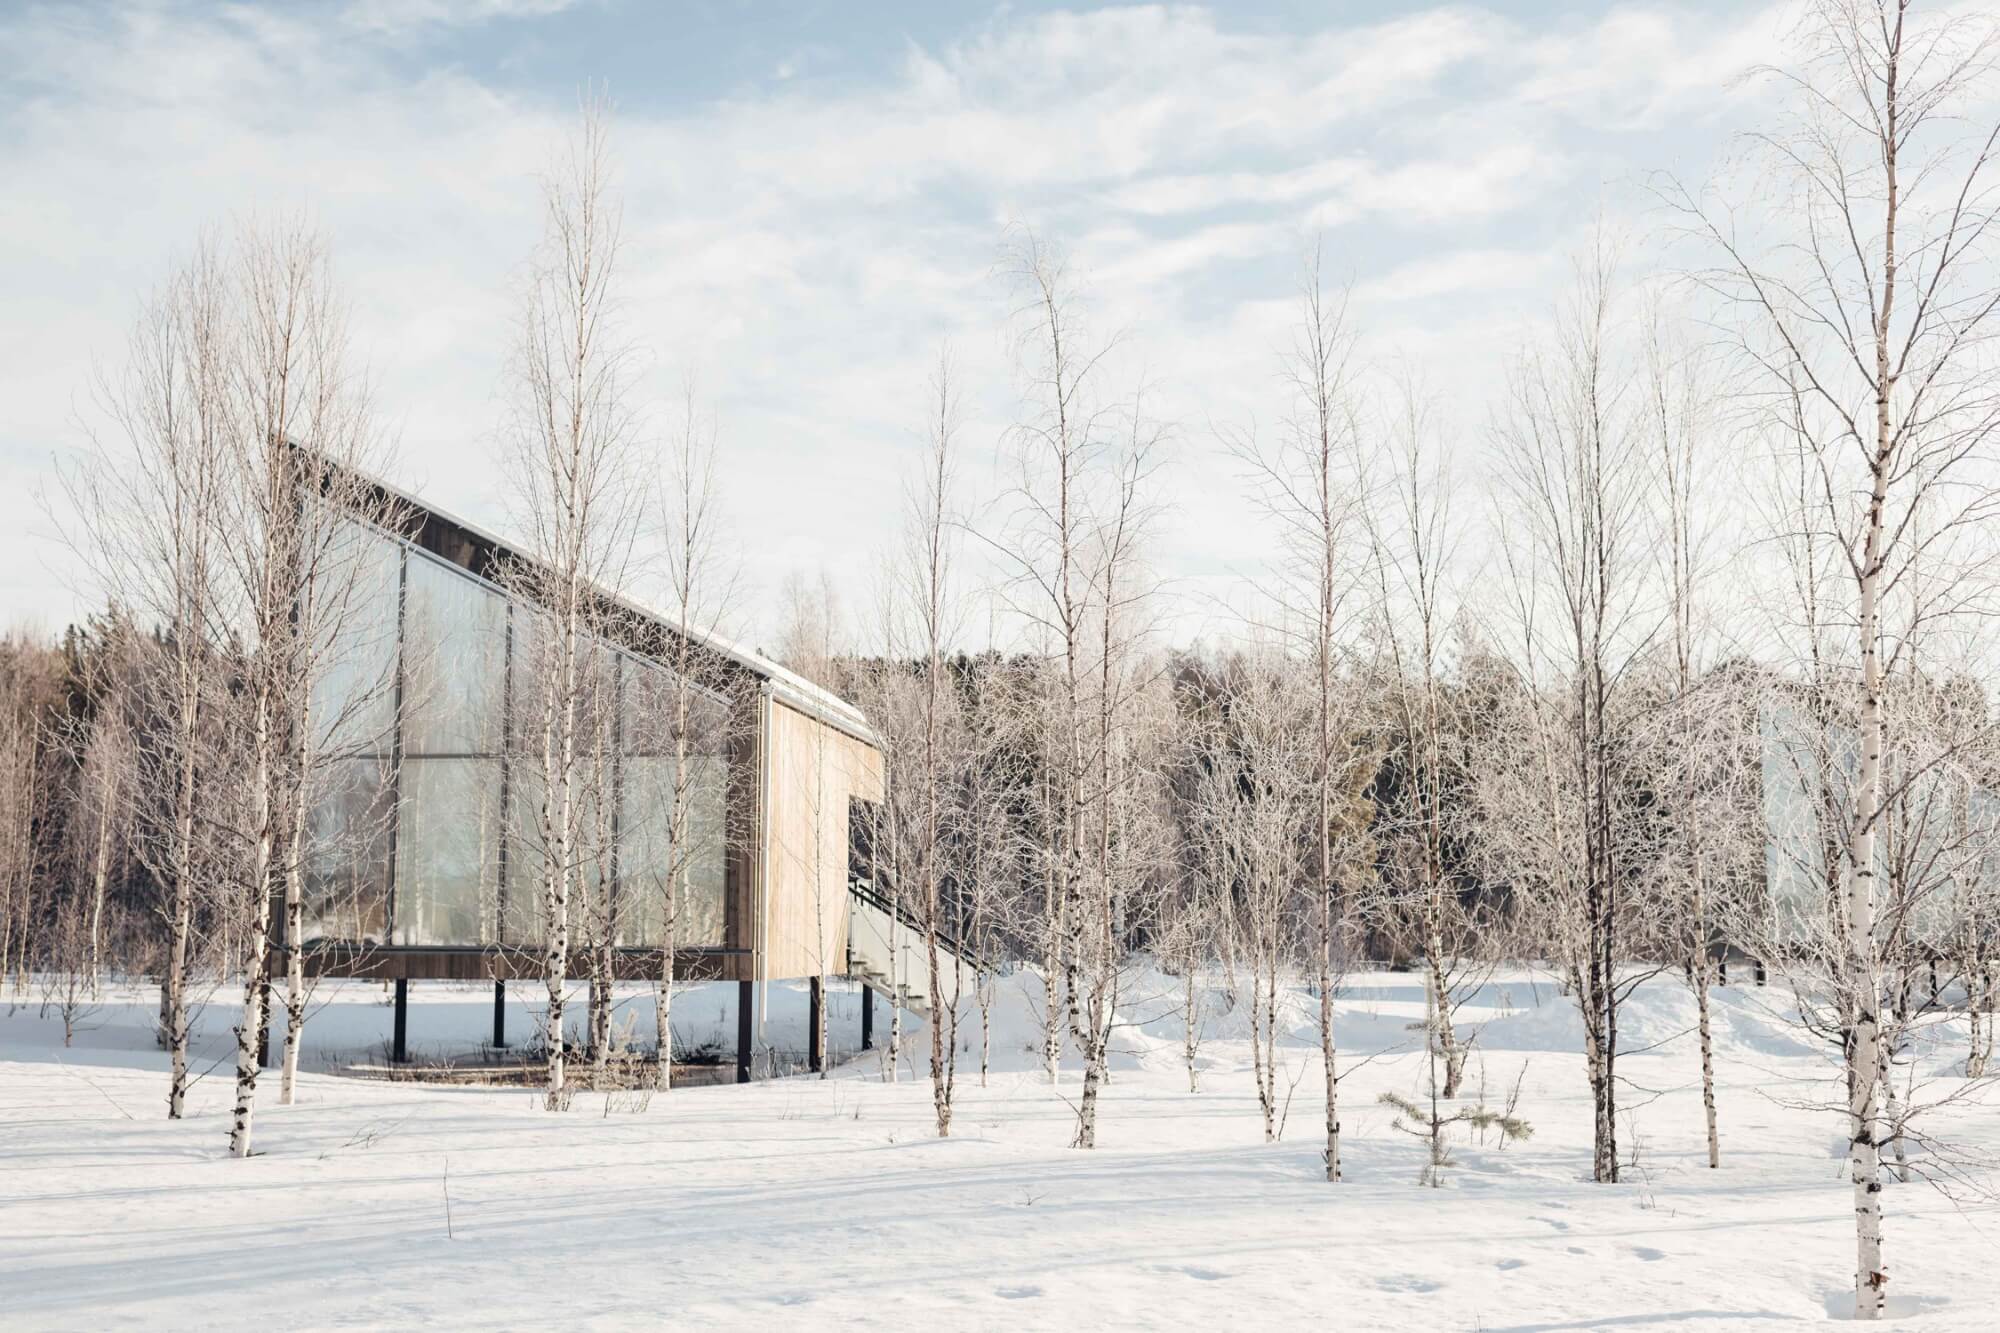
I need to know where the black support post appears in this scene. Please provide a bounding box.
[809,976,823,1074]
[393,977,409,1064]
[492,980,506,1049]
[735,979,753,1084]
[860,982,874,1051]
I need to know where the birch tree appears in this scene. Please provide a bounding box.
[579,648,622,1078]
[1640,307,1737,1168]
[885,347,970,1135]
[1187,645,1310,1141]
[69,238,234,1119]
[1235,248,1365,1181]
[216,217,392,1155]
[1670,0,2000,1311]
[639,378,738,1089]
[1365,374,1486,1100]
[1067,407,1167,1149]
[996,226,1118,1090]
[503,94,645,1109]
[1486,237,1655,1184]
[1160,686,1228,1093]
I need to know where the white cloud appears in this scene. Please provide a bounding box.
[1516,3,1793,128]
[1099,160,1366,216]
[0,1,1776,643]
[340,0,589,37]
[1353,248,1555,305]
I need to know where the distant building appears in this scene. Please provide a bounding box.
[1760,696,1995,954]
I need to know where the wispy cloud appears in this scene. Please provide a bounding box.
[1354,248,1556,305]
[0,0,1782,638]
[340,0,590,37]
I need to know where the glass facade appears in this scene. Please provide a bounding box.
[309,520,401,756]
[302,520,729,951]
[1759,701,1841,943]
[301,757,394,943]
[620,754,729,946]
[395,757,503,946]
[402,549,507,756]
[1761,700,1996,947]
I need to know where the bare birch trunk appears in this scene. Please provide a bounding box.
[1183,967,1200,1093]
[1696,951,1720,1168]
[1843,18,1900,1305]
[543,652,576,1107]
[1042,846,1063,1083]
[979,974,992,1087]
[165,702,198,1121]
[1969,965,1992,1079]
[887,897,902,1083]
[228,693,278,1157]
[504,95,641,1112]
[1849,527,1889,1313]
[655,905,675,1089]
[1319,886,1340,1179]
[88,764,114,995]
[1256,959,1277,1141]
[280,791,307,1104]
[927,931,950,1136]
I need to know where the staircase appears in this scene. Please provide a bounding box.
[846,878,979,1018]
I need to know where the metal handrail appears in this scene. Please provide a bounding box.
[846,874,982,968]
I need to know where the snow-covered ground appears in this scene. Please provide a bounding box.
[3,968,1997,1330]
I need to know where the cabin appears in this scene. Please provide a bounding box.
[284,463,946,1080]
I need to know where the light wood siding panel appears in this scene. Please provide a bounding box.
[761,699,884,980]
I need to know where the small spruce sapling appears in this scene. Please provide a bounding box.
[1379,1049,1531,1187]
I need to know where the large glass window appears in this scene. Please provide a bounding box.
[401,550,507,757]
[620,754,728,946]
[500,732,623,947]
[310,522,401,757]
[305,518,739,956]
[620,652,729,947]
[301,758,393,944]
[395,757,503,946]
[501,755,548,947]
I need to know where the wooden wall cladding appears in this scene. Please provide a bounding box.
[760,699,885,981]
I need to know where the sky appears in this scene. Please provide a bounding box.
[0,0,1800,654]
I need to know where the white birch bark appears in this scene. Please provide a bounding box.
[502,94,643,1111]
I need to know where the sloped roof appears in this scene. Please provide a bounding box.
[350,460,878,747]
